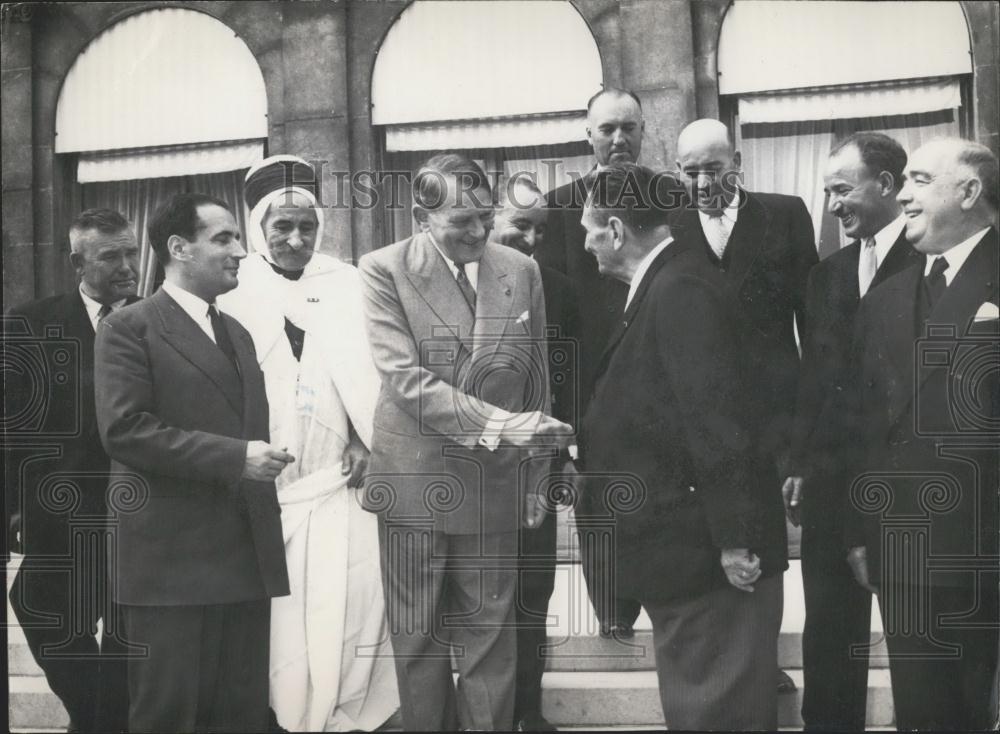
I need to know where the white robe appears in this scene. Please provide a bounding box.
[219,252,398,732]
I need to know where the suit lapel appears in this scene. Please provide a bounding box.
[593,240,687,382]
[726,190,770,291]
[152,290,244,417]
[871,230,917,290]
[883,231,997,426]
[880,265,923,427]
[472,246,516,354]
[404,233,476,354]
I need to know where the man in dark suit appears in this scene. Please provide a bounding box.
[5,208,139,732]
[844,139,999,731]
[491,174,579,731]
[783,133,918,731]
[94,193,292,732]
[535,87,647,638]
[358,154,572,731]
[576,163,787,729]
[674,118,817,484]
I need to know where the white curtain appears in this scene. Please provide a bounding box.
[738,122,831,251]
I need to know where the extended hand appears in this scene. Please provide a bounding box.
[500,411,574,448]
[341,436,370,489]
[242,440,295,482]
[721,547,761,592]
[846,546,878,594]
[781,476,803,527]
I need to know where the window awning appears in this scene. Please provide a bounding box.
[56,8,267,153]
[385,113,588,152]
[77,141,264,183]
[372,0,602,126]
[719,1,971,95]
[739,77,962,124]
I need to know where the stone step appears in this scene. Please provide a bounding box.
[7,623,891,678]
[8,668,894,732]
[540,668,894,729]
[8,676,70,731]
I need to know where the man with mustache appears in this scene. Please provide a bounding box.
[5,208,139,733]
[784,132,917,731]
[94,193,292,732]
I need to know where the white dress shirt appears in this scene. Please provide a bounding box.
[626,237,674,311]
[161,281,216,343]
[698,189,740,260]
[79,285,125,331]
[429,234,479,291]
[923,227,990,287]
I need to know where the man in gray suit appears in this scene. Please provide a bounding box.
[359,154,572,731]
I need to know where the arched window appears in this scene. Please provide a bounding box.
[718,0,972,255]
[56,8,267,293]
[371,0,603,241]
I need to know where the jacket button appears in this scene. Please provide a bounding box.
[689,486,696,493]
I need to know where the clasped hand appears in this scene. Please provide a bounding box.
[242,440,295,481]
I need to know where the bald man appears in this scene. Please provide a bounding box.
[844,139,998,731]
[674,119,815,564]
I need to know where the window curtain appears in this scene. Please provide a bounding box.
[81,170,250,296]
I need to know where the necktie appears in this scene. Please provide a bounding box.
[858,237,878,297]
[704,215,730,261]
[208,304,240,373]
[455,263,476,314]
[921,256,949,319]
[96,303,112,323]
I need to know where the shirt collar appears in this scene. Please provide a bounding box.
[427,233,479,290]
[924,227,990,286]
[161,280,213,322]
[870,213,907,268]
[626,236,674,310]
[698,188,741,225]
[79,284,126,329]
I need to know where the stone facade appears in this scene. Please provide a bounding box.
[2,0,997,308]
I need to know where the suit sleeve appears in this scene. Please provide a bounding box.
[788,196,819,337]
[658,276,765,549]
[536,192,570,274]
[526,258,552,416]
[841,300,870,550]
[788,263,824,476]
[94,316,246,490]
[359,254,529,447]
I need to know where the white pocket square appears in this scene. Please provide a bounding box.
[516,310,530,324]
[974,301,1000,321]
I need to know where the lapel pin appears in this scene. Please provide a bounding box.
[307,297,319,303]
[504,288,511,296]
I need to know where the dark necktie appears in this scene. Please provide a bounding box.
[455,263,476,314]
[284,317,306,361]
[920,256,949,319]
[208,304,240,374]
[96,303,112,323]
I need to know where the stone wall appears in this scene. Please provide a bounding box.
[2,0,997,307]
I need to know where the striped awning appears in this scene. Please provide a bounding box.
[719,1,971,95]
[77,140,264,183]
[385,113,587,152]
[56,8,267,153]
[739,78,962,124]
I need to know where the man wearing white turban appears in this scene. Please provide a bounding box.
[219,155,398,731]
